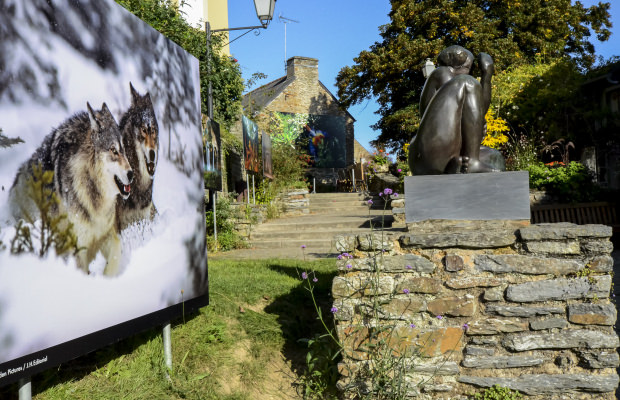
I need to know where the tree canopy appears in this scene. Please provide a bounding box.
[115,0,244,130]
[336,0,613,150]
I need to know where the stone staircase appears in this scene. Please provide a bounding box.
[211,192,396,259]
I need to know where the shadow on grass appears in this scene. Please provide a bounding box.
[0,312,201,400]
[264,261,341,396]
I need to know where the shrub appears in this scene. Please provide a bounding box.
[525,161,606,203]
[472,385,523,400]
[206,193,248,251]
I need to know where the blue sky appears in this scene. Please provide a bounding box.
[227,0,619,153]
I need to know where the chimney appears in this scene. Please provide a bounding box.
[286,56,319,84]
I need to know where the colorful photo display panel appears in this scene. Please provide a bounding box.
[203,116,223,190]
[262,131,274,179]
[242,115,261,173]
[0,0,208,386]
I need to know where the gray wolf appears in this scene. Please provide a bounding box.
[116,83,159,231]
[10,102,133,276]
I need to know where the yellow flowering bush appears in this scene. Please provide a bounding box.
[482,110,509,149]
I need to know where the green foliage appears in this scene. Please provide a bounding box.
[10,164,79,257]
[472,385,523,400]
[272,144,310,190]
[205,193,248,252]
[526,161,602,203]
[114,0,244,131]
[504,133,544,171]
[0,127,24,149]
[336,0,612,149]
[269,112,309,148]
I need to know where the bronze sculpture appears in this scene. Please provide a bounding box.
[408,45,497,175]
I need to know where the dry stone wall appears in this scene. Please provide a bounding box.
[332,222,618,399]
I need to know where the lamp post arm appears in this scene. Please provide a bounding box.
[212,24,267,32]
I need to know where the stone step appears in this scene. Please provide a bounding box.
[251,227,378,240]
[253,215,394,232]
[251,237,336,250]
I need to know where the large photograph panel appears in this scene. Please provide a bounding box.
[242,115,260,173]
[0,0,207,386]
[306,115,347,168]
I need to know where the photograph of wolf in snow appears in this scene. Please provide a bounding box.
[116,83,160,232]
[9,101,133,276]
[0,0,208,387]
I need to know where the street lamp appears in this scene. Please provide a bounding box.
[422,58,435,79]
[206,0,277,119]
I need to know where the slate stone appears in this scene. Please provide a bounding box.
[358,232,394,251]
[422,384,453,393]
[529,318,569,330]
[464,345,495,356]
[475,254,582,275]
[588,255,614,273]
[502,329,620,351]
[443,254,464,271]
[505,276,611,302]
[334,234,357,253]
[470,337,498,346]
[396,276,442,294]
[568,303,617,325]
[427,295,476,317]
[404,172,530,222]
[483,286,505,302]
[485,305,565,317]
[332,274,394,298]
[467,318,529,335]
[410,361,459,375]
[578,350,620,369]
[400,230,516,249]
[581,239,615,255]
[458,373,619,395]
[402,254,436,273]
[446,276,503,289]
[519,223,612,240]
[523,240,581,255]
[462,355,544,369]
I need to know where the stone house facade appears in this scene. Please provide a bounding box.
[231,56,358,191]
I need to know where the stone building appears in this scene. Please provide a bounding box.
[234,56,358,191]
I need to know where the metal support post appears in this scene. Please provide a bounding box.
[246,177,250,204]
[252,175,255,205]
[212,191,217,244]
[313,177,316,194]
[18,378,31,400]
[352,169,356,192]
[163,323,172,378]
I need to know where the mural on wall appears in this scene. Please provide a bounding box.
[203,116,222,190]
[279,113,346,168]
[262,131,274,179]
[0,0,207,386]
[242,115,260,173]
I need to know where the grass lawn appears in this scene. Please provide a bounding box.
[0,258,339,400]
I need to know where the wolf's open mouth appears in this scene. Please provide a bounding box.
[115,176,131,198]
[146,161,156,176]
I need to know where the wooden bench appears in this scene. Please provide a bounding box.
[530,201,620,232]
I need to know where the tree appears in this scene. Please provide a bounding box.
[336,0,612,150]
[115,0,244,130]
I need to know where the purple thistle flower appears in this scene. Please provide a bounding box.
[313,277,318,283]
[331,307,338,313]
[398,169,402,173]
[367,199,373,205]
[337,255,343,260]
[406,265,412,270]
[301,245,306,249]
[409,323,416,328]
[403,288,410,294]
[346,264,352,269]
[379,192,383,196]
[436,315,443,320]
[393,193,399,198]
[301,271,308,280]
[383,188,393,195]
[462,323,469,331]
